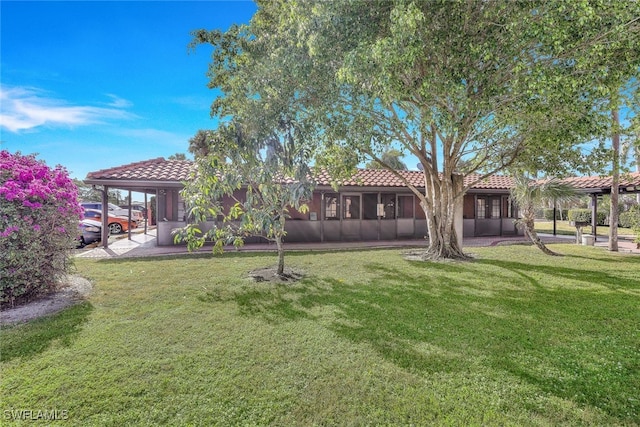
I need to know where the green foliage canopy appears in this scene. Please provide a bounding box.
[192,0,640,259]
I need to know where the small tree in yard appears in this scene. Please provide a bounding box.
[177,123,314,277]
[511,175,576,256]
[0,151,82,307]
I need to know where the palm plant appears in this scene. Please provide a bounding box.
[511,174,577,256]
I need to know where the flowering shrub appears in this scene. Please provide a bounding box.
[0,150,82,307]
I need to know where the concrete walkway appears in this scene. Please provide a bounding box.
[75,228,639,259]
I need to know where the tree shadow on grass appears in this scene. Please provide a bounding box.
[204,258,639,422]
[0,302,93,362]
[198,284,314,323]
[563,252,640,264]
[475,258,640,291]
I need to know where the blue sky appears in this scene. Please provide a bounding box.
[1,1,256,180]
[2,2,637,186]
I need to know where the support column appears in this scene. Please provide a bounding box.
[591,194,597,242]
[320,192,325,242]
[377,192,381,241]
[127,190,132,240]
[144,192,148,234]
[101,186,109,249]
[553,198,557,236]
[473,194,478,237]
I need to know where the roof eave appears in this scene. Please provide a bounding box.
[83,178,185,190]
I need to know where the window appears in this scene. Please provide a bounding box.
[324,194,339,220]
[476,198,486,219]
[381,194,395,220]
[503,196,514,218]
[491,198,500,219]
[397,195,414,219]
[363,193,378,220]
[342,195,360,220]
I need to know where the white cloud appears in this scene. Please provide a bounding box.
[0,86,135,133]
[104,93,134,109]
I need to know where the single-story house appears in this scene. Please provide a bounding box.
[84,157,640,247]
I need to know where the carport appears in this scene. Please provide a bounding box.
[83,158,192,249]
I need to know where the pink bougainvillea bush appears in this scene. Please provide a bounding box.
[0,150,83,307]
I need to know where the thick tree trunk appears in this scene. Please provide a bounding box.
[609,108,619,252]
[421,173,468,260]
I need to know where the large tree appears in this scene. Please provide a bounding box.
[193,0,639,259]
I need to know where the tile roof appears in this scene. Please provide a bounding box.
[85,158,516,190]
[314,168,515,190]
[85,157,639,193]
[557,172,640,190]
[85,158,193,182]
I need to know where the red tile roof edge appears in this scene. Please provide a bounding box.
[84,158,639,191]
[85,159,515,190]
[85,157,168,179]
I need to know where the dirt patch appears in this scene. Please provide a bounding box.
[248,266,305,283]
[0,275,93,326]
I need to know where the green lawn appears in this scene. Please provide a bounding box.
[535,220,635,237]
[2,245,639,425]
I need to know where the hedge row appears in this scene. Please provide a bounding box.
[542,208,569,221]
[567,209,607,226]
[619,207,640,229]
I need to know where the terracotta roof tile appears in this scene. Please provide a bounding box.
[85,158,640,194]
[557,172,640,190]
[86,159,516,190]
[86,158,193,182]
[314,169,515,190]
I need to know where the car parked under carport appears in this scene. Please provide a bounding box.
[77,219,105,247]
[82,209,137,234]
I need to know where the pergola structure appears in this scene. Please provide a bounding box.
[554,173,640,240]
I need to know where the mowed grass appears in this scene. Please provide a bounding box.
[535,220,634,237]
[1,245,639,426]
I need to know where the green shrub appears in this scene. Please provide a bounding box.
[568,209,591,224]
[598,211,607,225]
[0,151,82,307]
[534,208,544,220]
[619,206,640,228]
[619,206,640,243]
[543,208,569,220]
[567,209,607,225]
